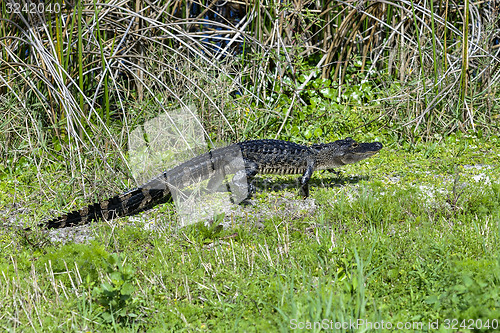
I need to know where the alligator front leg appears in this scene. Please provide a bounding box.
[325,169,342,177]
[300,162,315,198]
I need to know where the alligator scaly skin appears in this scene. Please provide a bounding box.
[35,138,382,230]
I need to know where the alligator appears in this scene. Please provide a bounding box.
[31,138,382,230]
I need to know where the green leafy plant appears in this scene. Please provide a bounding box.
[92,253,138,324]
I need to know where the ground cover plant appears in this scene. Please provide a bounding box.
[1,0,500,331]
[1,133,500,331]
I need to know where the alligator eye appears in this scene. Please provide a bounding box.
[351,143,359,148]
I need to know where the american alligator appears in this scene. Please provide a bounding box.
[32,138,382,230]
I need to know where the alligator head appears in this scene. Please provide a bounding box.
[313,137,383,169]
[337,137,383,165]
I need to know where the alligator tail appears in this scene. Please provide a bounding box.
[33,175,172,230]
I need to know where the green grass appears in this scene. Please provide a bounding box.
[1,134,500,332]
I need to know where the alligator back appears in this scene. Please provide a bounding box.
[237,140,312,174]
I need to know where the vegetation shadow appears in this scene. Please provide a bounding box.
[251,173,370,194]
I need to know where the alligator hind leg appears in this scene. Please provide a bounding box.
[230,161,258,203]
[206,173,226,193]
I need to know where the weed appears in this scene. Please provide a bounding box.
[91,253,139,325]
